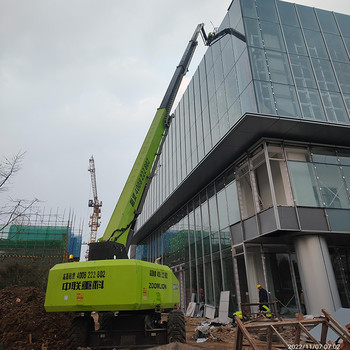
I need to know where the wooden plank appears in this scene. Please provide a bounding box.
[270,325,290,348]
[322,309,350,343]
[298,323,321,345]
[294,323,301,345]
[267,325,273,350]
[321,322,329,344]
[245,318,324,329]
[235,316,260,350]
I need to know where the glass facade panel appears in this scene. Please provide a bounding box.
[311,147,338,165]
[288,161,322,206]
[297,87,326,121]
[225,66,240,108]
[260,20,285,51]
[240,82,257,114]
[283,25,307,55]
[335,13,350,38]
[240,0,258,19]
[316,164,350,208]
[254,81,276,114]
[304,30,328,59]
[256,0,278,23]
[236,49,252,93]
[244,18,263,48]
[249,47,269,81]
[274,83,301,117]
[266,51,293,85]
[290,55,316,88]
[316,9,339,35]
[296,5,319,31]
[321,91,349,124]
[324,33,349,62]
[277,1,298,27]
[333,62,350,94]
[316,55,339,87]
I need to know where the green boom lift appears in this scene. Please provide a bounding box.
[44,23,246,350]
[44,24,204,350]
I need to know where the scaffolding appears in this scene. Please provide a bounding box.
[0,208,83,265]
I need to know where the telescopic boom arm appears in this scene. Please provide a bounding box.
[101,24,205,249]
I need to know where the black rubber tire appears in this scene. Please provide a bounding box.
[67,316,94,350]
[99,311,115,330]
[167,310,186,343]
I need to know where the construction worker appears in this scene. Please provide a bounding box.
[257,284,269,310]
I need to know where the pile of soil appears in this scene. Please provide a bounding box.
[0,286,74,350]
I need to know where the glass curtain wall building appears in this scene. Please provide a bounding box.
[131,0,350,316]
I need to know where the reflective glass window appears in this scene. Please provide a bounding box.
[304,30,328,59]
[209,95,219,127]
[274,83,301,118]
[209,196,220,253]
[333,63,350,96]
[260,20,285,51]
[225,67,239,108]
[240,82,257,113]
[277,1,298,27]
[290,55,316,88]
[233,20,248,59]
[222,40,235,78]
[321,91,349,124]
[335,13,350,38]
[283,25,307,55]
[311,147,338,164]
[249,47,269,81]
[240,0,258,19]
[244,18,263,48]
[228,98,242,128]
[217,189,229,230]
[236,49,252,93]
[339,150,350,166]
[217,83,228,119]
[297,87,326,121]
[207,68,216,99]
[237,163,255,219]
[226,181,240,225]
[312,58,339,92]
[214,56,225,91]
[296,5,319,31]
[266,51,293,85]
[316,164,350,208]
[316,9,339,35]
[256,0,278,23]
[344,95,350,114]
[205,46,214,73]
[200,77,208,110]
[254,81,276,114]
[324,33,349,62]
[344,37,350,56]
[288,161,322,207]
[229,0,242,29]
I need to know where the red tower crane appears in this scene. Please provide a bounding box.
[86,155,102,259]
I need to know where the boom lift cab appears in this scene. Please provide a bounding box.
[44,23,246,349]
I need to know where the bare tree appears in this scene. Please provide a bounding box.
[0,152,39,233]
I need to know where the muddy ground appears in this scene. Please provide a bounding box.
[0,286,301,349]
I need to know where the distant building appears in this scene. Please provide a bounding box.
[132,0,350,315]
[0,215,82,264]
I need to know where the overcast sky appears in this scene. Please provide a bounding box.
[0,0,349,253]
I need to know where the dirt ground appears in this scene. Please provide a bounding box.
[0,286,303,350]
[0,286,74,350]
